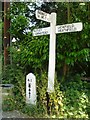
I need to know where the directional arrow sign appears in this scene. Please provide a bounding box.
[33,22,83,36]
[56,22,83,34]
[33,27,50,36]
[36,10,51,22]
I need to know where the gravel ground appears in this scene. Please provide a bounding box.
[2,110,30,118]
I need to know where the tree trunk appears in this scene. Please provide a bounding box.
[62,3,71,79]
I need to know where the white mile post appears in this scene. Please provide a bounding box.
[47,13,56,92]
[26,73,36,105]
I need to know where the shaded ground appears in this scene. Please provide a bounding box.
[0,86,30,118]
[2,110,30,118]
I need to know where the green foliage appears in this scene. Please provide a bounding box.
[36,72,48,116]
[2,65,90,118]
[10,15,29,37]
[49,88,64,116]
[61,74,90,118]
[2,65,26,110]
[2,96,15,111]
[21,104,39,117]
[10,3,30,39]
[10,33,49,73]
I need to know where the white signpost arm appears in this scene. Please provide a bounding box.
[36,10,51,23]
[47,13,56,92]
[33,22,83,36]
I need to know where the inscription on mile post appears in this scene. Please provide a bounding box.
[26,73,36,105]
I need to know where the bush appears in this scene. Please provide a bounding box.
[2,96,15,111]
[61,74,90,118]
[2,65,90,118]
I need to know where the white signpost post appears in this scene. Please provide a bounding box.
[33,10,83,93]
[26,73,36,105]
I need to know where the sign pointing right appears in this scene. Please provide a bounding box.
[56,22,83,34]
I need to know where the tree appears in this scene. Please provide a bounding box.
[40,2,90,78]
[9,2,90,77]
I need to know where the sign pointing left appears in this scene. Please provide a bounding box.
[36,10,51,23]
[33,27,50,36]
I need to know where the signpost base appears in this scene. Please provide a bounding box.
[46,92,50,115]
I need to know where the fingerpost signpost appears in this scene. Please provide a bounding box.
[33,10,83,93]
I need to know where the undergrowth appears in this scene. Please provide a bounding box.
[2,66,90,118]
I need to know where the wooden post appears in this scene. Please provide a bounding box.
[4,1,10,65]
[46,92,50,115]
[0,2,2,119]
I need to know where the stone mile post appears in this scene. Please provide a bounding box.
[26,73,36,105]
[33,10,83,114]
